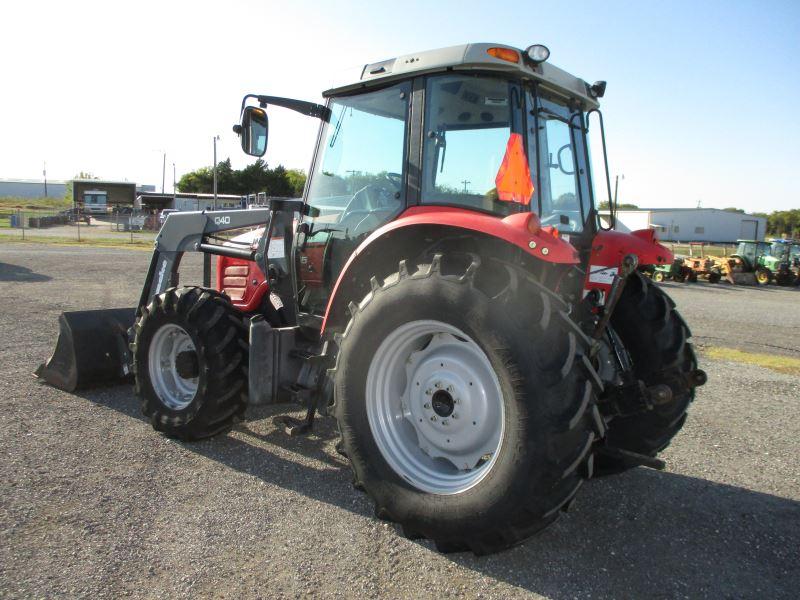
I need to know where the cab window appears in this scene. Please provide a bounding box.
[421,74,526,216]
[536,98,583,232]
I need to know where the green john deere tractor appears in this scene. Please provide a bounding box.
[730,240,773,285]
[768,239,800,286]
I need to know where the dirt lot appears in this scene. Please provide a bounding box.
[1,243,798,599]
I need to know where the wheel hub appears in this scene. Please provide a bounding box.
[431,389,455,417]
[366,320,505,495]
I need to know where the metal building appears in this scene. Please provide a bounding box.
[0,178,68,199]
[607,208,768,242]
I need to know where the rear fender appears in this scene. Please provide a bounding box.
[587,229,673,297]
[322,206,579,334]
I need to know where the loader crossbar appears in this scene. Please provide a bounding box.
[138,199,308,320]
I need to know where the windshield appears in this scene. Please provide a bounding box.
[299,82,409,316]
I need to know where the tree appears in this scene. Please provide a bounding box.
[722,207,745,213]
[599,201,639,210]
[176,159,306,197]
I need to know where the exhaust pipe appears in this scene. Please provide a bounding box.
[35,308,136,392]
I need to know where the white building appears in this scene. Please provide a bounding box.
[604,208,768,242]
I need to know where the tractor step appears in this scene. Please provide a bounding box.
[595,446,666,470]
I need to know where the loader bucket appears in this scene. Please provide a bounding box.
[35,308,136,392]
[727,272,758,285]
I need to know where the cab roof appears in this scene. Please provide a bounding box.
[323,43,601,109]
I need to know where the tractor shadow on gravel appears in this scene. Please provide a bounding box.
[76,385,799,598]
[0,262,52,282]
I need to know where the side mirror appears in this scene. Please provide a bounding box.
[238,106,269,156]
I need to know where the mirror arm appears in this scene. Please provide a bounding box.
[239,94,331,121]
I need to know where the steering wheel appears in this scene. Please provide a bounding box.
[339,177,400,224]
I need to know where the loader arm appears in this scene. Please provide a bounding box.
[36,200,306,392]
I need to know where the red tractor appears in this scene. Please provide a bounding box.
[38,43,705,554]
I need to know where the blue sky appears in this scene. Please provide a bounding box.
[2,0,798,212]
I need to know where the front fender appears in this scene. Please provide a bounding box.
[322,206,579,333]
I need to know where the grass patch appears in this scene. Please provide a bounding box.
[0,233,153,251]
[702,346,800,376]
[0,196,71,210]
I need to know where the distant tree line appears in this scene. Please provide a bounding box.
[177,159,306,198]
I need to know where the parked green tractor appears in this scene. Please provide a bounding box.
[768,239,800,286]
[726,240,772,285]
[648,258,690,283]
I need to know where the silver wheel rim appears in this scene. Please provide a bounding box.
[366,320,505,495]
[148,323,198,410]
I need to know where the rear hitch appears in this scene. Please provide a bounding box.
[600,380,674,418]
[595,446,666,471]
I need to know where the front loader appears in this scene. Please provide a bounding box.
[38,42,705,554]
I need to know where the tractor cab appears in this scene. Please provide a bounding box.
[238,43,639,318]
[734,239,771,270]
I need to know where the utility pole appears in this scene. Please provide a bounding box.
[161,152,166,193]
[43,161,48,197]
[613,173,624,205]
[461,179,471,193]
[213,135,220,211]
[172,162,176,195]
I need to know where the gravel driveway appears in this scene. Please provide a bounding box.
[1,244,798,599]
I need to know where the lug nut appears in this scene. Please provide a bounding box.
[425,389,432,395]
[424,403,431,409]
[452,413,458,419]
[442,420,448,426]
[430,415,437,422]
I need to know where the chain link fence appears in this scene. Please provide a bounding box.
[0,208,158,246]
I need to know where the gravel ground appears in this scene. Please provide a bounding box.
[1,243,798,599]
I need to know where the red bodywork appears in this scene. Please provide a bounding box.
[584,229,673,297]
[216,206,672,322]
[216,253,270,313]
[320,205,579,332]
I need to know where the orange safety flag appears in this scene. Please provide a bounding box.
[494,133,534,205]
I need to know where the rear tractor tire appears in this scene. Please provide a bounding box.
[599,272,697,475]
[334,255,603,554]
[132,286,249,441]
[652,271,665,283]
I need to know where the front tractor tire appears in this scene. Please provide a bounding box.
[132,286,248,441]
[756,268,771,285]
[600,272,697,473]
[334,255,603,554]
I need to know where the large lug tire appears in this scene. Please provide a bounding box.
[600,272,696,474]
[333,255,603,555]
[132,286,248,441]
